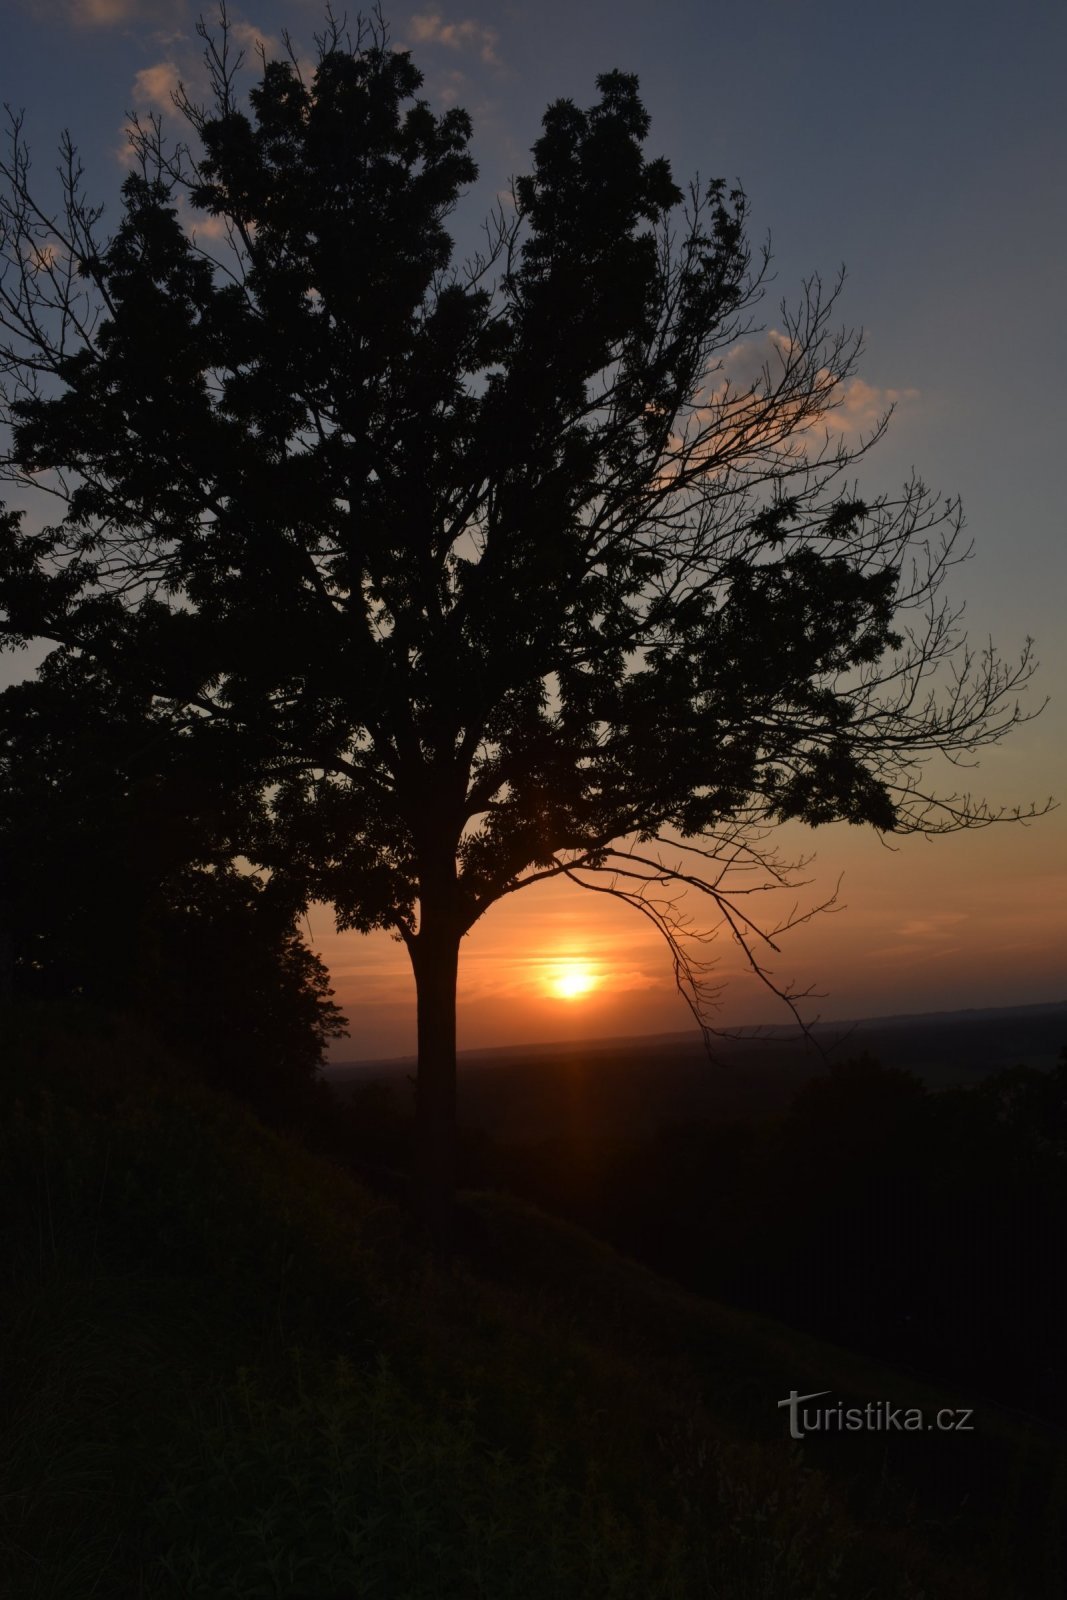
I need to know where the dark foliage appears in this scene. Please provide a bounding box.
[0,655,346,1116]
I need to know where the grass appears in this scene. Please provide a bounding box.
[1,1007,1063,1597]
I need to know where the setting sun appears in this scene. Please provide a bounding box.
[545,961,601,1001]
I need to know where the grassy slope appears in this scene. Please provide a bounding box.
[1,1011,1064,1599]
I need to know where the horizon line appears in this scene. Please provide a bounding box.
[324,995,1067,1071]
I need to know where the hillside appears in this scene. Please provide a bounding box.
[2,1009,1065,1598]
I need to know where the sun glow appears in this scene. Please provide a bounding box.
[544,960,601,1001]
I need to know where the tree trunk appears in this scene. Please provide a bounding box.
[410,906,461,1248]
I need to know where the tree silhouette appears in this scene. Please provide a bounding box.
[0,653,346,1110]
[0,14,1041,1231]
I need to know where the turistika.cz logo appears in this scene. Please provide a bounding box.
[778,1389,974,1440]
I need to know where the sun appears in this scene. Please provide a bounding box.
[545,961,601,1001]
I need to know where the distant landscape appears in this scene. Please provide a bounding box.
[328,999,1067,1139]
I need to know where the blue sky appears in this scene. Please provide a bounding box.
[3,1,1064,1051]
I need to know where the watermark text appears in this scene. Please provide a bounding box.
[778,1389,974,1439]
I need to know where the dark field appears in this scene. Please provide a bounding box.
[5,1008,1067,1598]
[329,1001,1067,1434]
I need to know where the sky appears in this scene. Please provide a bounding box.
[2,0,1064,1056]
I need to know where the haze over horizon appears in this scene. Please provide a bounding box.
[325,987,1067,1064]
[4,0,1064,1057]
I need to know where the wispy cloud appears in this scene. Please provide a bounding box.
[230,18,282,62]
[67,0,157,25]
[408,11,502,68]
[897,912,968,938]
[434,67,469,108]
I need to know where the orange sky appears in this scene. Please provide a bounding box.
[316,762,1067,1059]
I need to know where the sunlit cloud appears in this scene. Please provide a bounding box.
[674,330,921,479]
[230,18,282,61]
[62,0,185,26]
[833,375,920,435]
[408,11,502,67]
[22,239,61,272]
[113,125,140,168]
[67,0,145,24]
[435,68,469,108]
[184,207,232,242]
[131,60,181,110]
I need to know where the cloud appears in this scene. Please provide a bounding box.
[23,240,60,273]
[663,330,921,483]
[435,68,469,108]
[706,331,918,434]
[832,376,920,436]
[230,18,282,61]
[896,912,968,938]
[408,11,502,67]
[67,0,156,24]
[185,209,231,242]
[131,60,181,110]
[124,19,280,128]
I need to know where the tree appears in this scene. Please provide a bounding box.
[0,14,1042,1233]
[0,653,347,1113]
